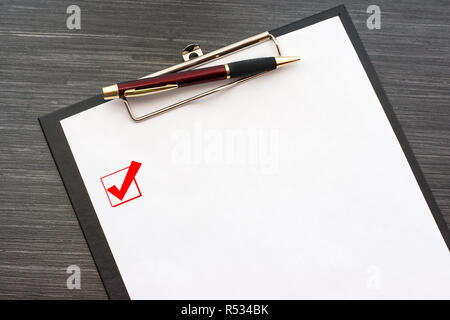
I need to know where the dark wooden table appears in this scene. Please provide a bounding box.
[0,0,449,299]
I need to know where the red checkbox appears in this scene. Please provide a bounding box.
[101,161,142,207]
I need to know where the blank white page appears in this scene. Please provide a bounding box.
[61,16,450,299]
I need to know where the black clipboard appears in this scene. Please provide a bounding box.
[39,5,450,300]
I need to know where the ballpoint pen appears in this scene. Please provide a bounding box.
[102,56,300,100]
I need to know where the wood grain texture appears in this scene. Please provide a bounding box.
[0,0,449,299]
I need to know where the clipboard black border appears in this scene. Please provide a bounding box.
[39,5,450,300]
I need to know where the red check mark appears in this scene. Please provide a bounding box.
[107,161,142,201]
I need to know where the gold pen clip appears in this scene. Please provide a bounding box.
[124,84,178,98]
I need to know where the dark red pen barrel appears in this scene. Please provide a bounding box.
[117,65,228,98]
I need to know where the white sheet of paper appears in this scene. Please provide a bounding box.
[60,16,450,299]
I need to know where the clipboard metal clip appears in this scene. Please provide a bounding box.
[122,32,282,121]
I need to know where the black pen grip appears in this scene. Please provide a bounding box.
[228,57,277,78]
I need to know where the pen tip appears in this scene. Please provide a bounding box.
[275,56,301,68]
